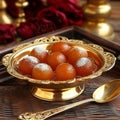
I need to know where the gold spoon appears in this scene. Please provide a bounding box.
[18,79,120,120]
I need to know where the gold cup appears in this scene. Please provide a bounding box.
[81,0,115,40]
[15,0,29,27]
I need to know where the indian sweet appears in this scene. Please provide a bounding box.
[74,57,96,77]
[32,63,54,80]
[29,46,48,63]
[67,46,88,64]
[18,56,39,75]
[55,63,76,81]
[47,51,67,70]
[49,41,71,55]
[87,51,103,69]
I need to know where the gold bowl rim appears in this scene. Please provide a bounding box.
[2,36,116,87]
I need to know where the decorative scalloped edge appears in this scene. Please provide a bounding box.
[2,36,116,86]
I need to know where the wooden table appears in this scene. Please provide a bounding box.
[0,1,120,120]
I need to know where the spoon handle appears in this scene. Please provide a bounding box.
[19,98,94,120]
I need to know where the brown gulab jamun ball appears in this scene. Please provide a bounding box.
[74,57,96,77]
[87,50,103,69]
[55,63,76,81]
[67,46,88,64]
[49,41,71,55]
[47,51,67,70]
[32,63,54,80]
[18,56,39,75]
[29,46,48,63]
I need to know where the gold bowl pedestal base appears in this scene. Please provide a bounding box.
[31,83,85,101]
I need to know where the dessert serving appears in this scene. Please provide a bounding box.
[2,36,116,101]
[17,41,98,80]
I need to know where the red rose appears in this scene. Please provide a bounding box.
[62,4,83,25]
[4,0,84,43]
[35,18,56,35]
[47,0,79,6]
[67,0,79,5]
[47,0,83,25]
[25,0,45,19]
[16,22,36,39]
[0,24,15,44]
[6,0,19,18]
[16,16,57,39]
[37,7,68,29]
[5,0,44,19]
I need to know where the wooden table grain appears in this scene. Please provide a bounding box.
[0,1,120,120]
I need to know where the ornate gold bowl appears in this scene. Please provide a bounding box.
[2,36,116,101]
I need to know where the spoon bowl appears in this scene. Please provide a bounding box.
[93,79,120,103]
[19,79,120,120]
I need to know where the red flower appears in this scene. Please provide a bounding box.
[35,18,56,35]
[37,7,68,29]
[47,0,79,6]
[16,17,57,39]
[16,22,36,39]
[25,0,45,19]
[0,24,15,44]
[63,4,83,25]
[47,0,83,25]
[6,0,44,18]
[3,0,84,43]
[6,0,19,18]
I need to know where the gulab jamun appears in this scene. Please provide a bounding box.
[74,57,96,77]
[29,46,48,63]
[55,63,76,81]
[67,46,88,64]
[47,51,67,70]
[18,56,39,75]
[32,63,54,80]
[50,41,71,55]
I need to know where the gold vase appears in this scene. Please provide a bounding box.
[15,0,29,27]
[0,0,13,24]
[81,0,115,40]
